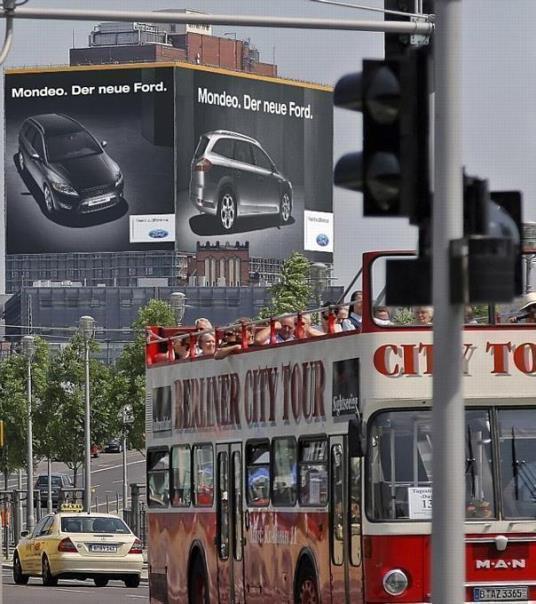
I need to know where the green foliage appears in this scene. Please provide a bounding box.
[259,252,313,318]
[0,337,49,474]
[114,299,177,450]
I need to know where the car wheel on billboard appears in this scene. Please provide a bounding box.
[279,192,292,225]
[43,184,55,216]
[218,189,237,231]
[17,151,25,174]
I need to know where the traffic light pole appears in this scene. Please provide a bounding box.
[432,1,465,604]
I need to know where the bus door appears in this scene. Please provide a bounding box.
[216,443,245,604]
[330,436,363,603]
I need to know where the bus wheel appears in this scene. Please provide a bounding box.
[188,555,208,604]
[296,569,319,604]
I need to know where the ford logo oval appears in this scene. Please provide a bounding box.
[316,233,329,247]
[149,229,169,239]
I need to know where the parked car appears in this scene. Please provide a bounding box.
[189,130,292,231]
[34,473,73,507]
[13,510,142,588]
[17,113,124,217]
[104,438,123,454]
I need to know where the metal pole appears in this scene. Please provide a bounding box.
[25,356,34,532]
[47,458,52,514]
[432,2,464,604]
[122,432,128,512]
[16,470,22,529]
[84,339,91,512]
[0,7,434,35]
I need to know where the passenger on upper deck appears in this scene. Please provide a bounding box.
[413,306,434,326]
[255,315,296,345]
[172,336,190,360]
[195,317,213,331]
[373,306,394,327]
[214,318,257,359]
[198,332,217,356]
[335,304,354,331]
[509,292,536,324]
[346,291,363,330]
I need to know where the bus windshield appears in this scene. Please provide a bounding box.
[368,408,536,521]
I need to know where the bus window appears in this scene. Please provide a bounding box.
[299,438,328,506]
[170,445,191,507]
[217,452,229,560]
[498,409,536,519]
[147,448,169,508]
[193,444,214,506]
[350,457,362,566]
[232,451,243,561]
[272,437,297,506]
[246,441,270,506]
[331,444,344,565]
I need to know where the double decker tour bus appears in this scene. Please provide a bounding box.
[146,251,536,604]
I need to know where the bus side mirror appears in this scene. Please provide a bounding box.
[348,415,365,457]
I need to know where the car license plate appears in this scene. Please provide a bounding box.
[473,586,528,601]
[89,543,117,553]
[87,196,112,207]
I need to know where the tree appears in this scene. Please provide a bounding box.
[0,337,49,484]
[259,252,313,318]
[113,299,176,450]
[36,334,114,486]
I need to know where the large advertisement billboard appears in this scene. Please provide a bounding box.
[5,64,333,260]
[174,67,333,262]
[5,65,175,254]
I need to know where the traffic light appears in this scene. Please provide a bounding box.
[334,47,430,222]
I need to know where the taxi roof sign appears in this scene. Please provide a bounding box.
[59,502,84,512]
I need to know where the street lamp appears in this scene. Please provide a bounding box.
[310,262,329,308]
[79,315,95,512]
[522,222,536,294]
[169,292,186,325]
[120,404,134,517]
[22,335,35,531]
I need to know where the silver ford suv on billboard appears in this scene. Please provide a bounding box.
[189,130,292,231]
[17,113,124,217]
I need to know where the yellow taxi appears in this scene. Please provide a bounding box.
[13,504,143,588]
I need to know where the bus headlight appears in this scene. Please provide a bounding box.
[382,569,408,596]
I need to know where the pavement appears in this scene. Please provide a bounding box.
[1,556,149,582]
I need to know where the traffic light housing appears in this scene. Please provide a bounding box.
[334,47,430,222]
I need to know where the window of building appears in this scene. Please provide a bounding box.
[246,440,270,506]
[147,448,169,508]
[271,437,297,506]
[193,444,214,506]
[170,445,191,507]
[299,438,328,506]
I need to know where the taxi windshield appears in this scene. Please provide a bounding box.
[61,516,131,534]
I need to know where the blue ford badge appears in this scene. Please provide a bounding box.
[149,228,169,239]
[316,233,329,247]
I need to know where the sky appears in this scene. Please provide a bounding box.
[1,0,535,292]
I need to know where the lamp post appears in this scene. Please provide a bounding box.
[120,404,134,517]
[522,222,536,294]
[21,335,35,531]
[169,292,186,326]
[310,262,329,309]
[79,315,95,512]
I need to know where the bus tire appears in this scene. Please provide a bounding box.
[188,552,209,604]
[295,560,319,604]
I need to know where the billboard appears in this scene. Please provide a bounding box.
[174,67,333,262]
[5,64,333,261]
[5,65,175,254]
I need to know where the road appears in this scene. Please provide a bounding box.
[2,566,149,603]
[5,449,146,516]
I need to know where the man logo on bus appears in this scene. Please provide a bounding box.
[475,559,526,569]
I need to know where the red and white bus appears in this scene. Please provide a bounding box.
[146,251,536,604]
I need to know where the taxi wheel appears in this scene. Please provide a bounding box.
[13,554,29,585]
[42,556,58,587]
[94,577,109,587]
[124,575,140,588]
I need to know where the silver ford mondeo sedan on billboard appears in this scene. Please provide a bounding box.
[189,130,292,231]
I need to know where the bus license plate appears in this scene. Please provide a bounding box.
[473,586,528,601]
[89,543,117,553]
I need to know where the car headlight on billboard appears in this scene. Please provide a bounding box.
[51,181,78,196]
